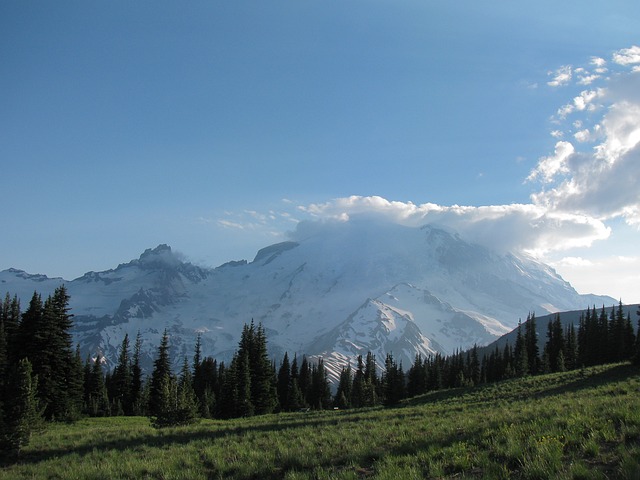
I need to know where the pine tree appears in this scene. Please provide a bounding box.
[514,321,528,377]
[249,324,277,414]
[286,354,304,411]
[564,324,578,371]
[110,334,132,415]
[382,353,405,406]
[276,352,291,412]
[86,355,110,417]
[524,312,539,375]
[309,358,331,410]
[130,332,144,415]
[1,358,42,455]
[298,355,311,406]
[334,365,352,409]
[351,355,366,408]
[216,357,239,419]
[148,330,172,417]
[406,354,427,398]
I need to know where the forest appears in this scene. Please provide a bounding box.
[1,286,639,457]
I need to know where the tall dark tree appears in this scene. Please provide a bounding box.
[109,334,132,415]
[308,358,331,410]
[514,320,528,378]
[1,358,42,455]
[130,332,144,415]
[334,365,353,409]
[524,312,539,375]
[382,353,405,406]
[148,330,172,417]
[406,354,428,398]
[276,352,291,412]
[85,355,110,417]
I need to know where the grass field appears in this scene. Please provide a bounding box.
[1,363,639,479]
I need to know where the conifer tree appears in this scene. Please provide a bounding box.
[148,330,172,417]
[86,355,110,417]
[249,324,277,414]
[216,356,239,419]
[276,352,291,412]
[1,358,42,455]
[286,354,304,411]
[565,324,578,371]
[514,321,528,377]
[334,365,352,409]
[524,312,539,374]
[351,354,366,408]
[406,354,427,398]
[298,355,311,406]
[130,332,144,415]
[382,353,405,406]
[309,358,331,410]
[110,334,132,415]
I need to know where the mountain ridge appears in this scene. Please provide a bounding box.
[0,221,615,381]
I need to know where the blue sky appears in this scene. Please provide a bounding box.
[2,1,640,302]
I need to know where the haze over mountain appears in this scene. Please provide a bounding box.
[0,219,614,381]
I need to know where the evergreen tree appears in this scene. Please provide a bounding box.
[382,353,405,406]
[406,354,427,398]
[565,324,578,371]
[1,358,42,455]
[130,332,144,415]
[249,324,277,414]
[514,322,528,377]
[110,334,132,415]
[148,330,172,417]
[334,365,352,409]
[216,357,239,419]
[524,312,539,375]
[276,352,291,412]
[286,354,304,411]
[85,355,110,417]
[298,355,311,406]
[351,354,366,408]
[309,358,331,410]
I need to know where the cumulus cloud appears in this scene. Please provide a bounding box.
[547,65,572,87]
[530,58,640,227]
[613,45,640,66]
[294,195,610,256]
[527,141,575,182]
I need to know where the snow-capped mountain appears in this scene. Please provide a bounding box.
[0,219,613,381]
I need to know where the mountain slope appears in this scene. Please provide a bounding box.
[0,220,614,378]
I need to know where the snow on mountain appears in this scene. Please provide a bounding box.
[0,220,614,380]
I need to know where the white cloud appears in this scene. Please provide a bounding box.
[577,74,601,86]
[590,57,607,68]
[527,141,574,182]
[550,254,640,302]
[547,65,572,87]
[295,195,610,256]
[574,129,591,143]
[613,45,640,66]
[550,130,564,139]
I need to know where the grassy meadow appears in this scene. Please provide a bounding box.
[1,363,639,479]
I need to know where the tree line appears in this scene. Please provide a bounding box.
[2,288,639,456]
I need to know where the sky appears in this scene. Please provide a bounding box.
[1,1,640,303]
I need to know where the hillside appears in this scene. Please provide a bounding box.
[1,363,638,479]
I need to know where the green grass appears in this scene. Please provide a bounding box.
[2,363,639,479]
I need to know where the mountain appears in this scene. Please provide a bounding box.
[0,220,614,382]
